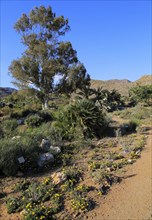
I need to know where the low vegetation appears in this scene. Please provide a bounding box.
[0,4,151,220]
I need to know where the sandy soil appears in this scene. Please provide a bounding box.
[85,130,152,220]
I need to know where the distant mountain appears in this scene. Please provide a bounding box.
[133,75,152,86]
[0,75,151,99]
[91,75,152,96]
[0,87,17,98]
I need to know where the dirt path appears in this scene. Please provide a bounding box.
[85,130,152,220]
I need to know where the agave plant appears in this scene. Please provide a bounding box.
[54,99,109,139]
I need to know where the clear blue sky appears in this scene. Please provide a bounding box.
[0,0,151,88]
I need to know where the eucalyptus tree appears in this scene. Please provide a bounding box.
[9,6,90,109]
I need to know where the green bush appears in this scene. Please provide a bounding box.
[53,99,109,140]
[0,139,21,175]
[25,114,43,127]
[0,118,18,137]
[118,106,152,120]
[0,136,41,176]
[6,197,23,214]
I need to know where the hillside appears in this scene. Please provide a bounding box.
[0,87,16,98]
[0,75,151,99]
[91,75,152,96]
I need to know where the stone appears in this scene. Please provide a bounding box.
[40,139,50,152]
[51,171,67,185]
[37,153,54,167]
[135,150,141,155]
[17,118,24,125]
[106,167,111,172]
[127,159,133,164]
[12,136,21,140]
[49,146,61,155]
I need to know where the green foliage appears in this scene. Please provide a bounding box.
[9,5,90,109]
[23,204,55,220]
[0,118,18,137]
[25,114,43,127]
[5,178,62,219]
[116,105,152,121]
[91,88,124,112]
[70,195,91,212]
[13,180,31,192]
[23,180,55,203]
[53,99,109,139]
[0,136,41,175]
[6,197,23,214]
[130,85,152,106]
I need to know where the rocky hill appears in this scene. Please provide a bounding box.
[91,75,152,96]
[0,87,17,98]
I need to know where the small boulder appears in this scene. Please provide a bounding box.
[127,159,133,164]
[37,153,54,167]
[17,118,24,125]
[49,146,61,155]
[40,139,50,152]
[51,171,67,185]
[12,136,21,140]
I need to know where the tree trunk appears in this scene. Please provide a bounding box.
[42,99,49,110]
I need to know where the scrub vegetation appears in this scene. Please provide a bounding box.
[0,5,151,220]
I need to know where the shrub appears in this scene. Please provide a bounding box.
[0,118,18,137]
[120,120,140,134]
[53,99,109,140]
[6,197,23,214]
[25,114,43,127]
[23,205,55,220]
[0,135,41,176]
[0,139,19,175]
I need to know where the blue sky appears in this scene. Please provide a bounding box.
[0,0,151,88]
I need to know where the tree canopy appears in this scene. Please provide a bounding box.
[9,6,90,109]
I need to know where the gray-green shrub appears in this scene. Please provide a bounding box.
[0,118,18,137]
[0,135,41,176]
[25,114,43,127]
[52,99,109,140]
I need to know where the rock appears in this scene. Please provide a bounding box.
[51,171,67,185]
[12,136,21,140]
[135,150,141,155]
[49,146,61,155]
[40,139,50,152]
[106,167,111,172]
[37,153,54,167]
[17,118,24,125]
[127,159,133,164]
[20,209,27,215]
